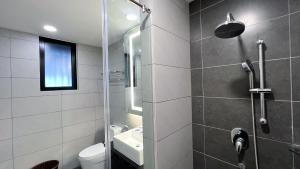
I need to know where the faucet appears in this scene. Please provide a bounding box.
[231,128,248,154]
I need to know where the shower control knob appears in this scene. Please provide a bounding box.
[259,117,267,125]
[231,128,248,154]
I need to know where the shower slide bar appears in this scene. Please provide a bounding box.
[249,40,272,125]
[128,0,151,13]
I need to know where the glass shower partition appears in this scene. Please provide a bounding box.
[101,0,154,169]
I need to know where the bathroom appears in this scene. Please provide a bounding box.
[0,0,299,169]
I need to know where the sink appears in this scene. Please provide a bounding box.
[113,127,143,166]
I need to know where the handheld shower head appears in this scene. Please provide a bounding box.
[242,60,254,73]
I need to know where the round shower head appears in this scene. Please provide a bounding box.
[214,13,245,39]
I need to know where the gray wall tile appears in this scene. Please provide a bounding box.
[0,57,11,77]
[0,99,11,120]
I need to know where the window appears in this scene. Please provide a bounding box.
[39,37,77,91]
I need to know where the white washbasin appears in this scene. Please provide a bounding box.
[113,127,143,166]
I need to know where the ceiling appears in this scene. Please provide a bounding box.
[0,0,140,47]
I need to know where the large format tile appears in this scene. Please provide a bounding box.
[14,145,62,169]
[193,151,205,169]
[13,129,62,157]
[153,65,191,102]
[192,97,203,124]
[189,0,200,14]
[193,124,204,152]
[190,40,202,69]
[152,26,190,68]
[255,100,292,143]
[62,107,96,126]
[203,64,249,98]
[253,59,291,101]
[156,125,192,169]
[0,119,12,140]
[190,13,201,42]
[62,93,97,110]
[12,78,60,97]
[202,16,289,67]
[11,58,39,78]
[295,154,300,169]
[257,138,293,169]
[291,12,300,57]
[292,57,300,101]
[191,69,202,96]
[63,121,95,143]
[293,102,300,144]
[10,31,38,43]
[201,0,288,38]
[11,39,39,60]
[78,65,101,79]
[0,99,11,120]
[0,37,10,58]
[13,112,61,137]
[0,160,13,169]
[77,47,101,66]
[152,0,190,41]
[154,97,192,140]
[0,140,12,163]
[0,78,11,99]
[201,0,224,9]
[206,156,238,169]
[204,98,252,132]
[0,57,10,77]
[290,0,300,13]
[205,127,255,168]
[12,95,61,117]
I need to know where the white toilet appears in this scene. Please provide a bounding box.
[78,143,105,169]
[78,125,123,169]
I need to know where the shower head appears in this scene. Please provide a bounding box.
[214,13,245,39]
[242,59,254,73]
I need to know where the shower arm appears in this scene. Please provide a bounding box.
[128,0,151,14]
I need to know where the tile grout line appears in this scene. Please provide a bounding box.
[193,150,239,168]
[199,6,207,168]
[288,0,295,168]
[9,31,15,169]
[193,123,293,145]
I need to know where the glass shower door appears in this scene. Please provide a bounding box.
[101,0,153,169]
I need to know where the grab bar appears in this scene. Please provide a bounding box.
[128,0,151,13]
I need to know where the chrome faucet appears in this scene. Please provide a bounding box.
[231,128,248,154]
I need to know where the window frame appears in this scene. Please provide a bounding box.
[39,37,77,91]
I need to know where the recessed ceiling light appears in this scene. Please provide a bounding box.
[126,14,138,21]
[43,25,57,32]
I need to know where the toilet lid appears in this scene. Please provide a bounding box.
[79,143,105,160]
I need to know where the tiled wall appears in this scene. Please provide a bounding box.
[0,28,104,169]
[190,0,300,169]
[140,0,192,169]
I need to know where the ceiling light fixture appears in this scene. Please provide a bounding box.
[126,14,138,21]
[43,25,57,32]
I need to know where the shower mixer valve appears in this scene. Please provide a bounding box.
[231,128,248,154]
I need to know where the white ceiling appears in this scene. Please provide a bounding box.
[0,0,140,47]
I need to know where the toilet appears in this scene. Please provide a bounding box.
[78,125,123,169]
[78,143,105,169]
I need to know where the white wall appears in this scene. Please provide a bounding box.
[141,0,192,169]
[0,28,104,169]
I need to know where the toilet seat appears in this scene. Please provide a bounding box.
[79,143,105,163]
